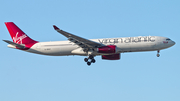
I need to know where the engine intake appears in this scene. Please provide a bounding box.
[98,45,116,53]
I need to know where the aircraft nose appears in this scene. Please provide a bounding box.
[171,41,175,46]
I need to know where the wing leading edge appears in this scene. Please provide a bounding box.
[53,25,104,48]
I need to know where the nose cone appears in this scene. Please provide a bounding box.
[169,41,176,47]
[172,41,175,46]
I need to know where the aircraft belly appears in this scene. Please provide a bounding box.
[131,42,156,51]
[47,46,76,56]
[117,42,156,52]
[29,44,77,56]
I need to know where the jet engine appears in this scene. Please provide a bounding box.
[97,45,116,53]
[102,53,120,60]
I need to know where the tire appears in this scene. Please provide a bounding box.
[91,59,96,63]
[157,54,160,57]
[84,58,88,62]
[89,55,94,59]
[87,62,91,66]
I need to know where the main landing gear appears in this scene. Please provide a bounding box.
[157,50,160,57]
[84,55,96,66]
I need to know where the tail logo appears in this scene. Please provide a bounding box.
[13,32,27,44]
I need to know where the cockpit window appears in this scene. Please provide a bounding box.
[166,38,171,41]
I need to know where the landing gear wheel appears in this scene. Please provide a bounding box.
[87,62,91,66]
[89,55,94,59]
[84,58,88,62]
[157,50,160,57]
[85,55,96,66]
[91,59,96,63]
[157,54,160,57]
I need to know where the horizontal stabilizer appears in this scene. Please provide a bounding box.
[3,40,26,49]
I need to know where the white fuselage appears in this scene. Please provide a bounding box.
[8,36,175,56]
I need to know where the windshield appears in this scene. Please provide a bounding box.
[166,38,171,41]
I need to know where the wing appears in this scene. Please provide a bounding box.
[53,25,104,48]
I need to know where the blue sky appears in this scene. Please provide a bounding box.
[0,0,180,101]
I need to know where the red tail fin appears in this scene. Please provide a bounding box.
[5,22,37,45]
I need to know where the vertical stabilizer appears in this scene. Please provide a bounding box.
[5,22,37,45]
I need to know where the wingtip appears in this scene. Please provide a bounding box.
[53,25,60,30]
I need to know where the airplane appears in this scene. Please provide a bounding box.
[3,22,175,66]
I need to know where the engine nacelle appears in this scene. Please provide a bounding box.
[102,53,120,60]
[97,45,116,53]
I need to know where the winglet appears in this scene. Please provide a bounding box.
[53,25,59,30]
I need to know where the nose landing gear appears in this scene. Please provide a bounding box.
[157,50,160,57]
[84,55,96,66]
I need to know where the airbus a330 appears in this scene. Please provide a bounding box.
[3,22,175,66]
